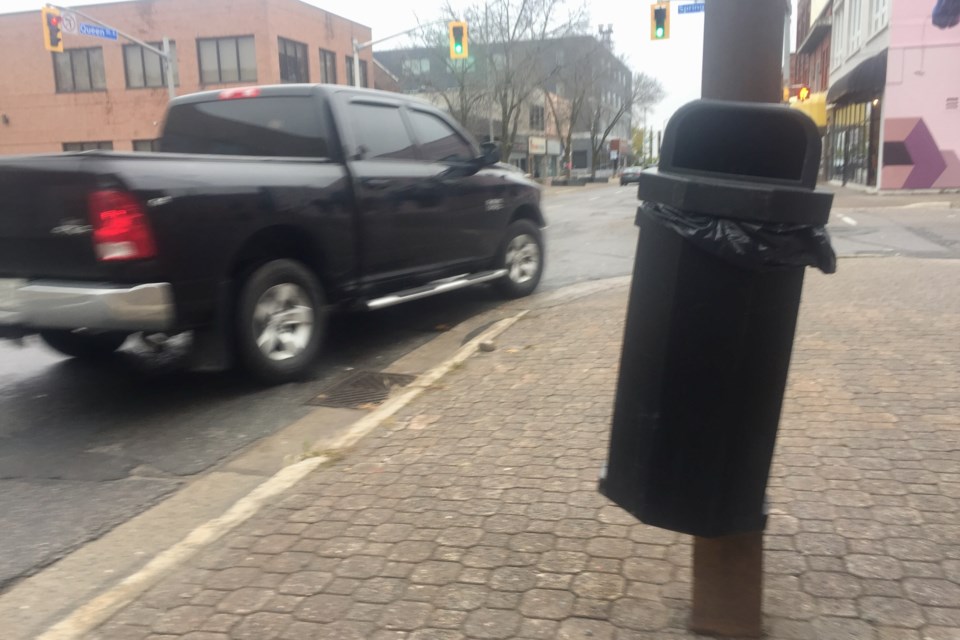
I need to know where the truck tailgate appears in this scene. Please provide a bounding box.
[0,155,117,280]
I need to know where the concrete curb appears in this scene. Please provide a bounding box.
[36,312,528,640]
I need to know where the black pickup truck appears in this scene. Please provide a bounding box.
[0,84,545,382]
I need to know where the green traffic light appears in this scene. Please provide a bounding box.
[455,44,462,53]
[656,27,664,38]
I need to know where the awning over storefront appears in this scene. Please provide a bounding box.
[827,50,887,105]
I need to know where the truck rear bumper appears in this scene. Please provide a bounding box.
[0,280,174,334]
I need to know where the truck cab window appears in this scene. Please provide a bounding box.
[348,103,417,160]
[162,96,330,158]
[407,110,474,163]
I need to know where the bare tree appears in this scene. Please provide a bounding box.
[401,15,491,135]
[587,70,665,179]
[544,37,607,179]
[396,0,588,159]
[476,0,589,160]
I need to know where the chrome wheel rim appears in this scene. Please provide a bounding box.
[505,234,541,285]
[253,283,314,361]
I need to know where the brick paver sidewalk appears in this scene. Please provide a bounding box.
[91,257,959,640]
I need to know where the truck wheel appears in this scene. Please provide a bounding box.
[495,220,544,299]
[236,259,325,384]
[40,330,128,360]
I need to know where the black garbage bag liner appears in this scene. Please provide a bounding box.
[638,201,837,274]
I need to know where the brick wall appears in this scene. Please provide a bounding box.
[0,0,371,155]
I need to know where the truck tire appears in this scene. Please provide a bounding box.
[494,220,544,298]
[236,259,326,384]
[40,330,128,360]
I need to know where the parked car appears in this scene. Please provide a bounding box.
[619,166,644,186]
[0,84,546,383]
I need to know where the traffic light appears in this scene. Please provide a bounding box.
[798,85,811,101]
[42,6,63,53]
[651,3,670,40]
[448,21,468,59]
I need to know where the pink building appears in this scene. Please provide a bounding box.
[880,1,960,189]
[826,0,960,190]
[0,0,372,155]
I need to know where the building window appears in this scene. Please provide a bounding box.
[871,0,888,34]
[197,36,257,85]
[133,139,161,152]
[278,37,308,83]
[832,4,846,69]
[529,105,545,130]
[345,56,368,87]
[53,48,106,93]
[320,49,337,83]
[63,141,113,151]
[124,42,177,89]
[455,57,476,73]
[848,0,863,51]
[401,58,431,75]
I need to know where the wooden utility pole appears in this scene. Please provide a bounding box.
[692,1,789,637]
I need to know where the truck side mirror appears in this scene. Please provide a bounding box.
[480,142,500,166]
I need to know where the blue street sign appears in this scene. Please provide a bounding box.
[78,23,118,40]
[678,2,706,14]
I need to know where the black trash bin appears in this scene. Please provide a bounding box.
[599,100,835,538]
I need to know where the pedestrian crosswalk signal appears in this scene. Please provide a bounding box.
[448,21,468,59]
[42,6,64,53]
[651,3,670,40]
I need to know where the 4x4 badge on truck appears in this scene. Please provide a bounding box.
[485,198,505,212]
[50,220,93,236]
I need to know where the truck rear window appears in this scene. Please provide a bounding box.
[161,96,333,159]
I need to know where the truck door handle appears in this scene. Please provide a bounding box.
[362,178,393,190]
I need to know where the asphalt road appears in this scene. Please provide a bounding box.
[1,183,958,591]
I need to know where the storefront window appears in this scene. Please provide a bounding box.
[826,100,879,186]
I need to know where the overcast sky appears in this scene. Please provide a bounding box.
[3,0,797,130]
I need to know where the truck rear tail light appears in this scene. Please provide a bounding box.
[88,190,158,261]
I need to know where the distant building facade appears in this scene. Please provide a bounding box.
[375,34,633,177]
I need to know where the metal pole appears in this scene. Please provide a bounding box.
[642,107,648,164]
[49,4,166,58]
[50,4,175,99]
[691,1,788,638]
[350,18,449,89]
[486,4,494,144]
[701,0,787,103]
[488,87,494,143]
[352,38,361,87]
[162,37,175,100]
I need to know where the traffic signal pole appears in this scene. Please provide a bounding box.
[351,20,448,87]
[46,3,175,99]
[692,1,789,637]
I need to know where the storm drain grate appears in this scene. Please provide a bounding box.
[309,370,417,409]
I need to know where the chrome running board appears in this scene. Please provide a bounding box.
[363,269,508,310]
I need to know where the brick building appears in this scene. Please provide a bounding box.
[0,0,372,155]
[796,0,833,95]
